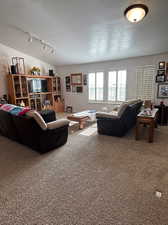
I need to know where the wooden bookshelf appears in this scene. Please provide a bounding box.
[7,74,64,112]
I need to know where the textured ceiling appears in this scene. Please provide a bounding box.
[0,0,168,66]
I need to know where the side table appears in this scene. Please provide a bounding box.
[135,109,159,143]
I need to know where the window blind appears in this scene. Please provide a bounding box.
[136,65,156,100]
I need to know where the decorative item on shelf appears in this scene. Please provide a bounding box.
[160,101,165,106]
[159,61,166,70]
[71,73,82,85]
[12,57,25,74]
[66,106,73,113]
[144,100,152,109]
[157,83,168,98]
[83,74,87,85]
[49,69,55,76]
[30,66,41,75]
[65,76,71,92]
[53,96,64,112]
[10,65,17,74]
[43,100,51,110]
[0,95,8,104]
[20,100,25,107]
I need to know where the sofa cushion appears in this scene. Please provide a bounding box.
[26,110,47,130]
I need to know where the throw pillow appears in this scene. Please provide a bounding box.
[26,110,47,130]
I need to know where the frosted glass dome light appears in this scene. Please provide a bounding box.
[124,4,149,23]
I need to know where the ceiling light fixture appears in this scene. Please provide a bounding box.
[27,33,55,54]
[124,4,149,23]
[43,44,47,51]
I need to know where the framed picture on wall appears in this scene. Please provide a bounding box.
[166,63,168,81]
[157,84,168,98]
[156,74,165,83]
[157,70,165,76]
[72,86,77,93]
[83,74,88,85]
[71,73,82,85]
[76,86,83,93]
[159,61,166,70]
[65,76,71,92]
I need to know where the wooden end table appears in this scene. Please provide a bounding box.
[135,109,159,143]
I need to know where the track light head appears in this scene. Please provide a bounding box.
[28,35,33,43]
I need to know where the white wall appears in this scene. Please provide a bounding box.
[0,43,55,97]
[57,53,168,112]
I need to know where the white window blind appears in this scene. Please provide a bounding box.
[108,70,127,101]
[136,65,156,100]
[88,72,104,101]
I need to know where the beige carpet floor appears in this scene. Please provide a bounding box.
[0,126,168,225]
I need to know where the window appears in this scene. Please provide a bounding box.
[108,70,127,101]
[88,72,104,101]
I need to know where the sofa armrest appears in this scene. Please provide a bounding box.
[47,119,69,130]
[96,112,119,119]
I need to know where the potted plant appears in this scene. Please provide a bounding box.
[30,66,41,75]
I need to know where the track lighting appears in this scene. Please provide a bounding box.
[51,49,55,54]
[26,32,55,54]
[28,35,33,43]
[43,44,47,51]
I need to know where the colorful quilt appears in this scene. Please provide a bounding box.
[0,104,30,116]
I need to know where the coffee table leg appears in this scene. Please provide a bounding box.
[79,121,85,129]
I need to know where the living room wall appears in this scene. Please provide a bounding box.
[0,43,55,97]
[57,52,168,112]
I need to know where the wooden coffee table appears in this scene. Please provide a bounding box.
[135,108,159,143]
[67,110,96,129]
[67,115,89,129]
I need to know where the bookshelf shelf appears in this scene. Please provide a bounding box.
[7,74,64,112]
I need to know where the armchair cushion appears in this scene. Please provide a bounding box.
[47,119,69,130]
[117,103,128,117]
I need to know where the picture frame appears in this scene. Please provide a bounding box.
[72,86,77,93]
[165,63,168,81]
[156,74,165,83]
[76,86,83,93]
[83,74,87,85]
[157,70,165,76]
[159,61,165,70]
[65,76,71,92]
[157,84,168,98]
[71,73,82,85]
[12,57,25,74]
